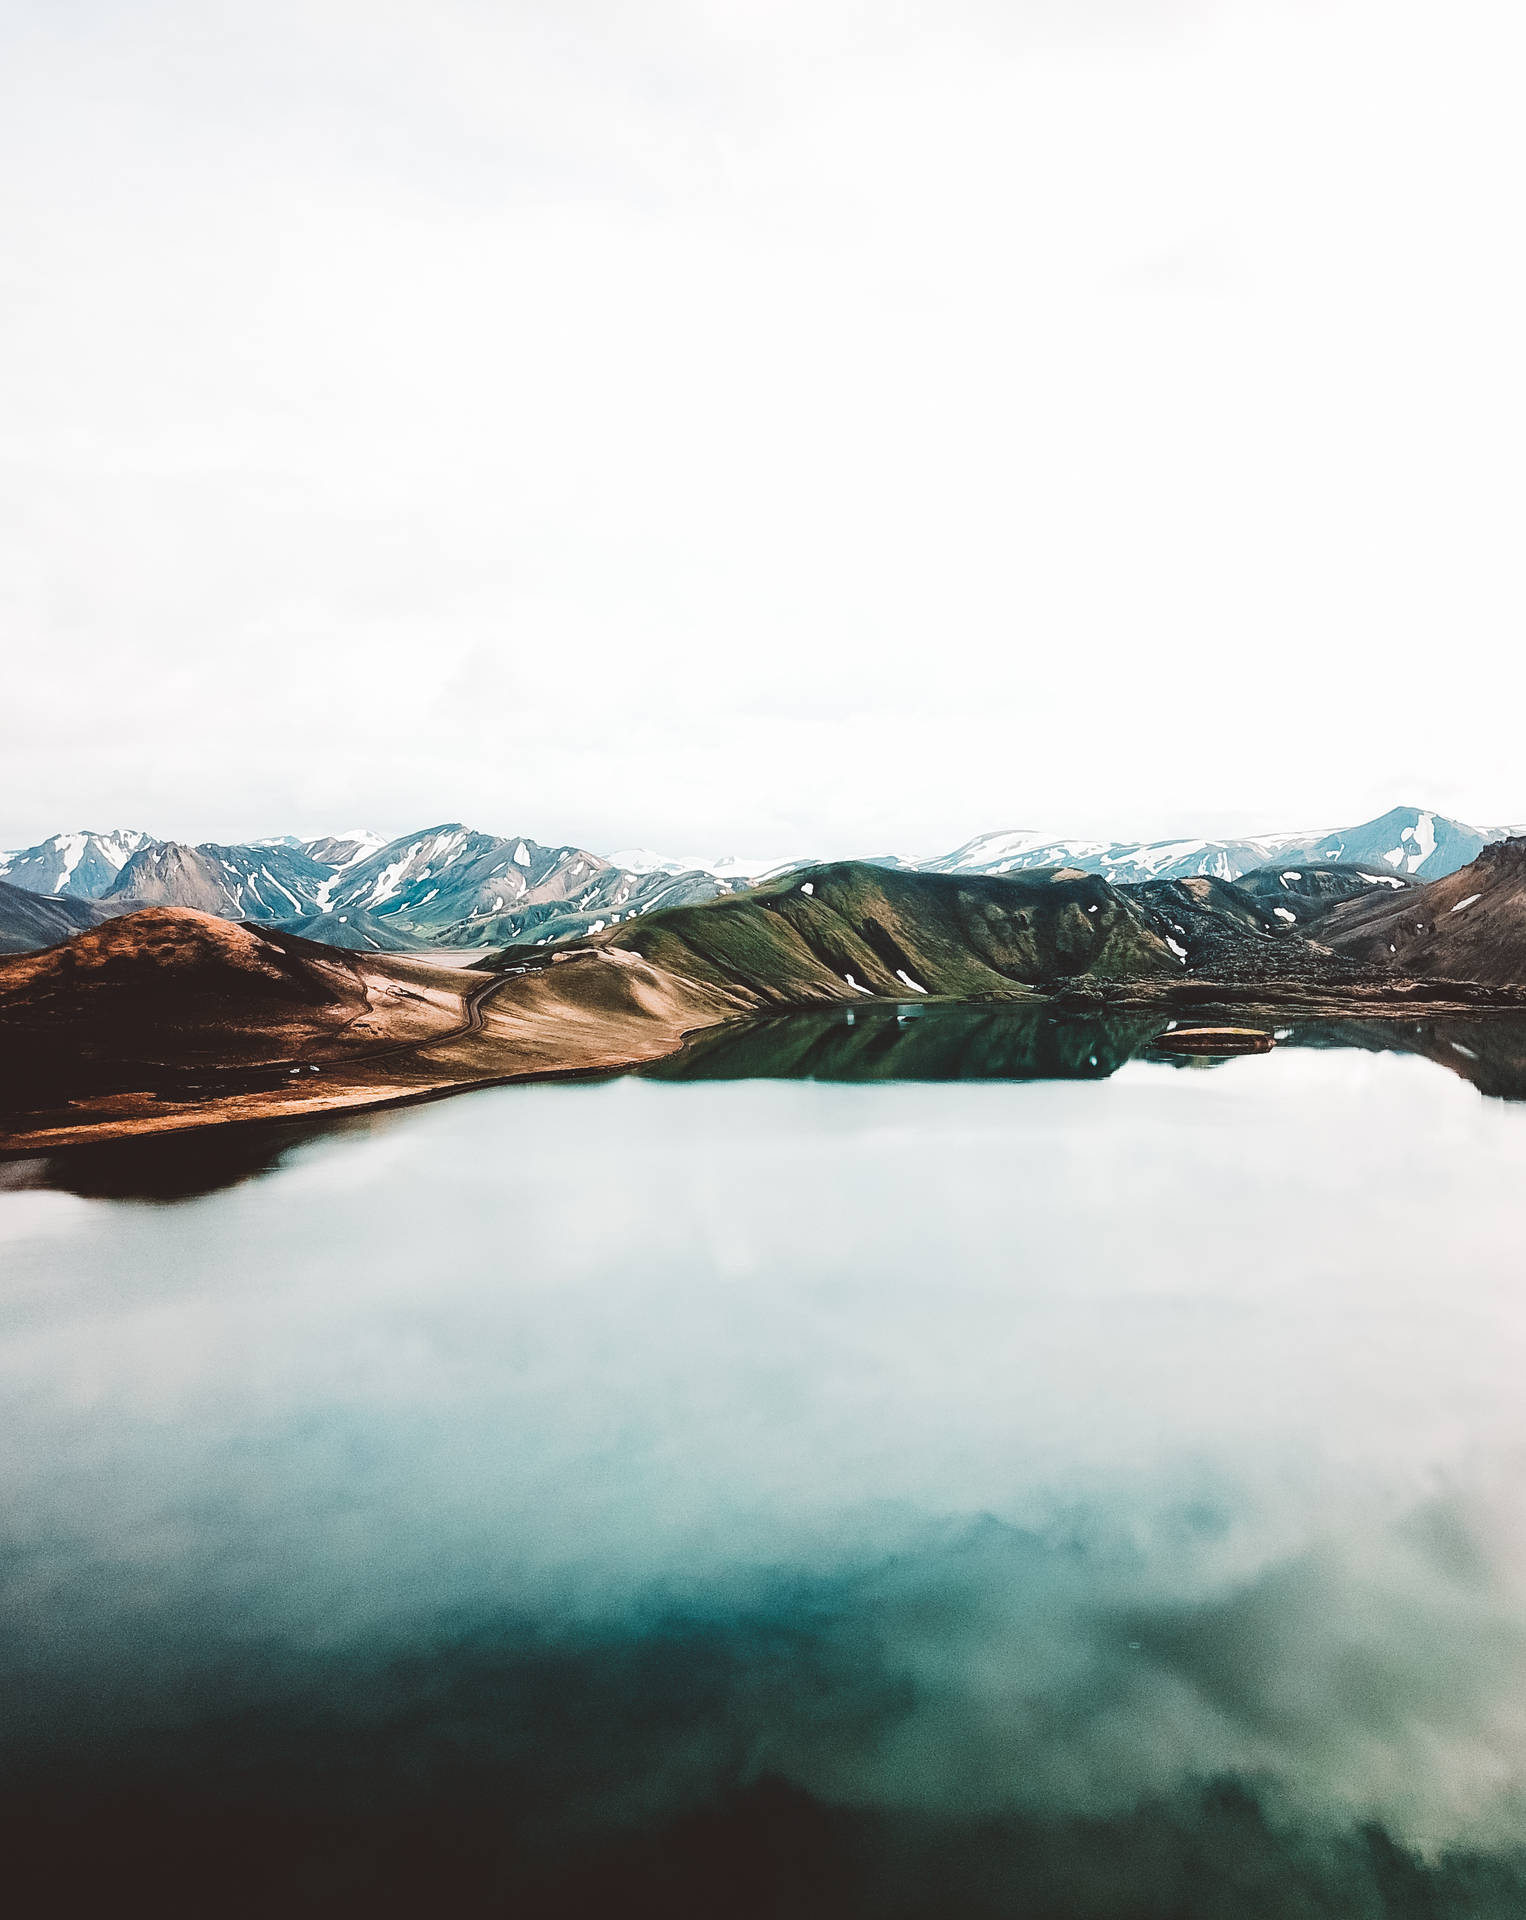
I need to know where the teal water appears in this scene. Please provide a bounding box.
[5,1009,1526,1914]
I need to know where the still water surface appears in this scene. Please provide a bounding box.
[5,1008,1526,1914]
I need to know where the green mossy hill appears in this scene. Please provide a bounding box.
[594,862,1182,1005]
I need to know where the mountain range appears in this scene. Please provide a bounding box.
[0,828,154,900]
[0,826,738,951]
[0,805,1510,958]
[924,806,1505,885]
[7,822,1526,1151]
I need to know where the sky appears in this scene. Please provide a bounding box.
[2,0,1524,860]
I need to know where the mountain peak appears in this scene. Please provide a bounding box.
[0,829,154,900]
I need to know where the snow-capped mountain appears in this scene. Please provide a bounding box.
[926,829,1279,884]
[102,841,333,919]
[0,805,1506,956]
[325,826,606,929]
[302,832,389,911]
[0,829,153,899]
[444,867,738,950]
[0,820,737,945]
[1285,806,1494,879]
[924,808,1498,887]
[324,825,738,941]
[302,830,388,870]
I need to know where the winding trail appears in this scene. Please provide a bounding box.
[318,961,517,1070]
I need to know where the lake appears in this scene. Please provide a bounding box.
[5,1006,1526,1915]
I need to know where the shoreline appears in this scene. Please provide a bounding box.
[7,973,1526,1157]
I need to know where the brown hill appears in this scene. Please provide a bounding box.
[0,908,468,1114]
[11,848,1526,1155]
[1317,837,1526,983]
[1,907,350,1005]
[0,908,739,1145]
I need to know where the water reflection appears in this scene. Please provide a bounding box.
[648,1001,1168,1082]
[6,1103,413,1202]
[11,1515,1526,1916]
[7,1030,1526,1914]
[652,1000,1526,1104]
[16,1006,1526,1205]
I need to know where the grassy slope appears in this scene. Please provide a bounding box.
[598,862,1181,1004]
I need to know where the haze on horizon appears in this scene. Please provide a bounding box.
[3,1,1523,860]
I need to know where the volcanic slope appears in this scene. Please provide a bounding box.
[586,862,1185,1002]
[1131,875,1280,957]
[1121,870,1419,984]
[0,882,117,955]
[1235,864,1414,921]
[1317,837,1526,983]
[0,909,472,1113]
[0,908,751,1147]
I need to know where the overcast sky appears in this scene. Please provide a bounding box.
[3,0,1524,859]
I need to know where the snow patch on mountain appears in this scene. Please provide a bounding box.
[0,830,154,899]
[924,808,1503,888]
[100,841,332,919]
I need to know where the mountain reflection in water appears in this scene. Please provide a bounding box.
[17,1005,1526,1208]
[6,1018,1526,1915]
[650,1001,1167,1083]
[649,999,1526,1102]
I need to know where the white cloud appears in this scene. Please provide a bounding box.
[2,1,1523,854]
